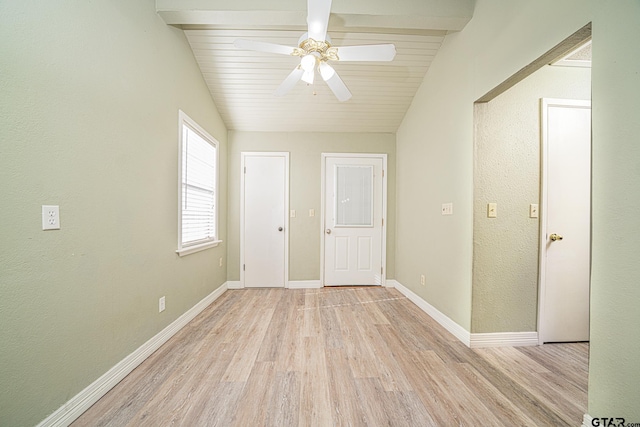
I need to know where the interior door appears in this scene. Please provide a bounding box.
[540,99,591,343]
[323,155,385,286]
[242,152,288,288]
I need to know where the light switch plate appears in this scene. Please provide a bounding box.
[487,203,497,218]
[42,205,60,230]
[441,203,453,215]
[290,210,296,218]
[309,209,315,217]
[530,204,539,218]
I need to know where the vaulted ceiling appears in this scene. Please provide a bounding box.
[157,0,474,132]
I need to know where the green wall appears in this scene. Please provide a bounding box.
[472,65,591,333]
[0,1,228,425]
[395,0,593,331]
[589,0,640,420]
[396,0,640,419]
[227,131,396,282]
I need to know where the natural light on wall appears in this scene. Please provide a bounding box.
[177,110,221,256]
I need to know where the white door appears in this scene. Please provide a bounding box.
[540,99,591,343]
[323,154,386,286]
[241,152,288,288]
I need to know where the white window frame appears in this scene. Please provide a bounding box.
[177,110,222,256]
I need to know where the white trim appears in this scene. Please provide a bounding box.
[320,153,387,287]
[385,279,398,288]
[393,280,471,347]
[177,110,220,256]
[240,152,290,289]
[37,283,228,427]
[226,280,243,289]
[469,332,539,348]
[176,239,222,257]
[537,98,591,345]
[288,280,322,289]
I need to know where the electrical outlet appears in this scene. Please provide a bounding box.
[42,205,60,230]
[159,296,165,312]
[219,257,223,267]
[420,274,425,286]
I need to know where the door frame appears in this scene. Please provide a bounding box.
[320,153,388,287]
[537,98,591,344]
[240,151,290,289]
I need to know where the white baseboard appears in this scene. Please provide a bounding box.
[226,280,242,289]
[37,282,228,427]
[393,280,471,346]
[469,331,538,348]
[582,414,593,427]
[288,280,322,289]
[385,279,398,288]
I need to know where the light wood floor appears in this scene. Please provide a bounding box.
[73,287,588,426]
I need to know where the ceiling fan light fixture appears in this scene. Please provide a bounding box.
[300,54,317,72]
[319,62,335,81]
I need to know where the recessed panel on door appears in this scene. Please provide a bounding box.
[357,237,372,271]
[334,237,349,271]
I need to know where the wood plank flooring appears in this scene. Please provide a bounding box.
[72,287,588,426]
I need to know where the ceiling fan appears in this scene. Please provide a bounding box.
[233,0,396,102]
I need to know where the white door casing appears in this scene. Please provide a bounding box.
[241,152,289,288]
[321,154,386,286]
[539,99,591,343]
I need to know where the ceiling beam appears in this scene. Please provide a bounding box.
[156,0,473,32]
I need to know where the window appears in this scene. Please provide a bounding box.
[177,111,221,256]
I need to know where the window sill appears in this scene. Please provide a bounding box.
[176,240,223,257]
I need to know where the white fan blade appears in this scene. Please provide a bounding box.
[234,39,294,56]
[325,70,351,102]
[336,44,396,62]
[307,0,332,41]
[274,67,304,97]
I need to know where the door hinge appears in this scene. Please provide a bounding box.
[243,264,245,271]
[382,169,385,177]
[381,267,384,275]
[382,218,384,226]
[244,166,246,174]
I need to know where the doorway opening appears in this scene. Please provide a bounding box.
[471,22,592,343]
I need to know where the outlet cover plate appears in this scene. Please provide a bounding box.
[42,205,60,230]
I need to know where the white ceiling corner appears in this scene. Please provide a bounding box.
[157,0,473,132]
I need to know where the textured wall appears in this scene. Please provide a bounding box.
[472,65,591,333]
[394,0,592,330]
[227,132,396,282]
[589,0,640,420]
[0,1,227,425]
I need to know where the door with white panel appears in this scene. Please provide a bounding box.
[539,99,591,343]
[241,152,288,288]
[323,154,386,286]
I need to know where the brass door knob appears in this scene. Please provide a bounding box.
[326,229,331,234]
[550,233,564,241]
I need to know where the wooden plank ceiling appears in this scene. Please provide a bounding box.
[158,1,473,132]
